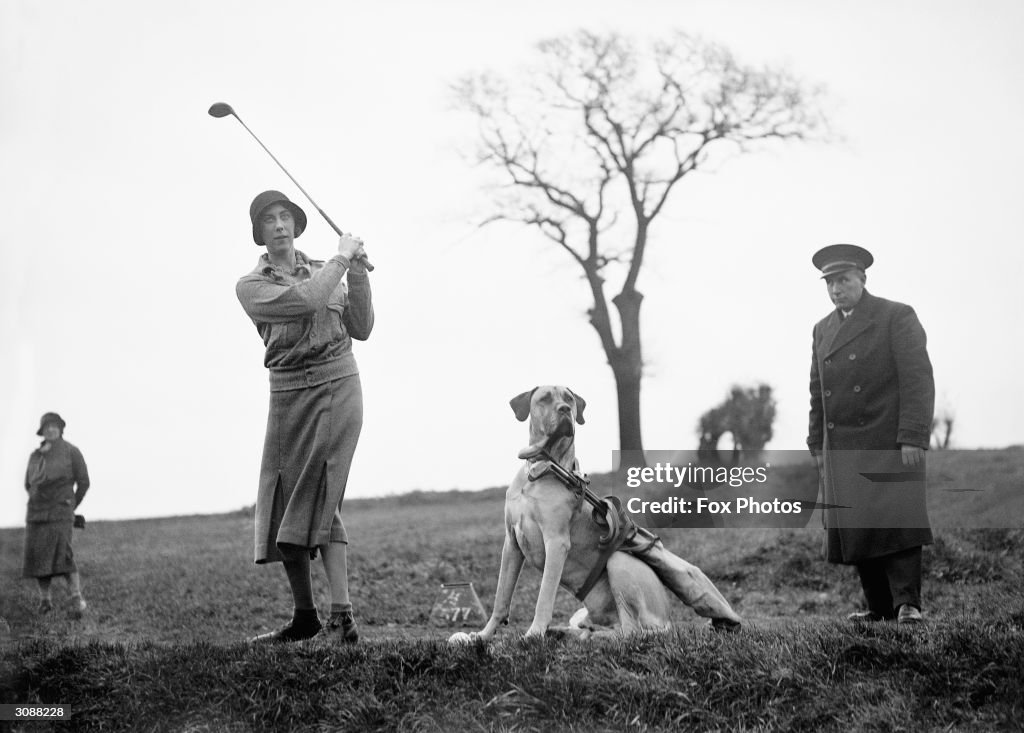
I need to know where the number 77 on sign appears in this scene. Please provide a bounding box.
[429,582,488,627]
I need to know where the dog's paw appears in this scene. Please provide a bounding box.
[569,607,592,630]
[523,624,549,639]
[447,631,476,645]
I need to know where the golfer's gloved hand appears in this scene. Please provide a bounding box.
[337,233,361,260]
[337,234,369,272]
[350,246,370,272]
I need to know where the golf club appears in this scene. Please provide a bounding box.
[208,101,374,271]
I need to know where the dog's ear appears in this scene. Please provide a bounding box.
[509,388,537,422]
[570,389,587,424]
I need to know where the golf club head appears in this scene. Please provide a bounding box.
[208,102,236,119]
[206,99,376,272]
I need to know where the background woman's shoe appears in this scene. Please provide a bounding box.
[69,595,87,620]
[897,604,923,624]
[38,598,53,615]
[323,610,359,643]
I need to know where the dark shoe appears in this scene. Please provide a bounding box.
[711,617,741,633]
[897,604,923,625]
[250,614,322,644]
[38,598,53,615]
[322,611,359,643]
[847,610,885,622]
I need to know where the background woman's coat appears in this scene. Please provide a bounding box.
[808,290,935,563]
[23,438,89,577]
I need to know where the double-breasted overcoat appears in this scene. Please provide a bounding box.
[808,290,935,563]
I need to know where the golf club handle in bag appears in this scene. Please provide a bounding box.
[320,208,375,272]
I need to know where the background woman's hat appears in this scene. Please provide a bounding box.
[249,190,307,246]
[37,412,66,436]
[812,243,874,278]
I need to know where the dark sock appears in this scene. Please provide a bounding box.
[290,606,317,630]
[330,603,352,616]
[282,608,321,640]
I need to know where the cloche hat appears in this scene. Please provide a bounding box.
[36,411,66,436]
[249,190,307,246]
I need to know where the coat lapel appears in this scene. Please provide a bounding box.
[824,291,878,357]
[818,310,843,357]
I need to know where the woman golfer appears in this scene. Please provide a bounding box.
[236,190,373,643]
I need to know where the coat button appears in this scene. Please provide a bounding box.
[827,422,835,429]
[853,385,861,393]
[824,359,832,366]
[849,353,856,360]
[824,390,832,397]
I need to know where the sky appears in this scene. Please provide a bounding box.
[2,0,1023,528]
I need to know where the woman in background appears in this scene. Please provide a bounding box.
[23,411,90,618]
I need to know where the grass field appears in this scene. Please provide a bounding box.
[1,449,1022,731]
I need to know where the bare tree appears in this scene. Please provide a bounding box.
[931,410,955,450]
[454,30,826,452]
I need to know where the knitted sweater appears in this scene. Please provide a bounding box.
[236,250,374,391]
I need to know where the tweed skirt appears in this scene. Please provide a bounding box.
[254,373,362,564]
[23,520,77,578]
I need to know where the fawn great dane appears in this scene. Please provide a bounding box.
[472,386,741,640]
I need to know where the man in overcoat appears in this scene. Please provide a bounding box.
[807,244,935,624]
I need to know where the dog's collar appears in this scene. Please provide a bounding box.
[526,450,589,496]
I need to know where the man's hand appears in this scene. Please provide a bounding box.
[900,444,925,467]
